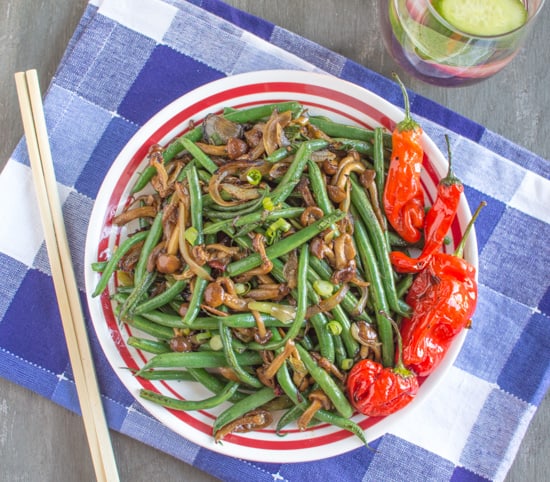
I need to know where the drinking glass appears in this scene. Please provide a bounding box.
[380,0,546,86]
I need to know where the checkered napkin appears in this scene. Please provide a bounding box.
[1,0,549,480]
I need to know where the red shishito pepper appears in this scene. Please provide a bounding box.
[347,317,418,417]
[391,135,464,273]
[383,74,425,244]
[399,201,485,378]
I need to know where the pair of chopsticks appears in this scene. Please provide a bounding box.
[14,70,120,482]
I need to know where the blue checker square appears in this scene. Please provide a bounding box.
[455,285,532,383]
[270,27,346,76]
[413,96,486,143]
[118,45,224,125]
[341,60,401,105]
[75,115,139,198]
[200,0,275,40]
[281,445,378,482]
[0,254,28,321]
[451,466,492,482]
[54,12,117,93]
[462,185,506,253]
[57,15,157,112]
[0,269,69,374]
[194,449,283,482]
[45,89,114,187]
[460,389,529,480]
[539,284,550,316]
[498,311,550,404]
[366,434,455,481]
[165,5,247,75]
[479,207,550,308]
[480,129,550,178]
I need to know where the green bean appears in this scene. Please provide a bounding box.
[181,275,209,327]
[139,310,191,329]
[309,312,335,363]
[140,381,239,411]
[332,331,347,368]
[276,402,307,433]
[352,214,394,367]
[387,230,411,248]
[226,209,345,277]
[136,350,263,375]
[127,336,171,354]
[350,176,410,317]
[269,139,329,206]
[314,409,370,449]
[134,211,164,286]
[265,145,296,163]
[307,158,333,216]
[132,280,186,316]
[203,207,304,235]
[219,320,263,388]
[246,244,309,351]
[295,344,353,418]
[224,101,304,122]
[309,116,392,147]
[203,192,267,219]
[181,138,217,176]
[331,138,375,157]
[186,367,247,403]
[92,230,149,297]
[186,164,205,239]
[373,127,386,212]
[118,271,156,321]
[133,369,195,381]
[91,261,108,273]
[124,314,175,340]
[212,386,277,436]
[396,274,414,298]
[275,353,304,406]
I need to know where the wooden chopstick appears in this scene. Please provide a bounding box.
[15,70,120,482]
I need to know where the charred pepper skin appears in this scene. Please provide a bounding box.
[400,252,478,378]
[346,358,419,417]
[391,136,464,273]
[383,74,425,244]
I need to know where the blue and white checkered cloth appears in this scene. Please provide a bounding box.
[1,0,549,480]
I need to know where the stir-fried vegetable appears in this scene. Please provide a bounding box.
[92,86,480,446]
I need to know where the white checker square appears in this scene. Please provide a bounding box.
[388,367,494,465]
[0,161,71,267]
[509,170,550,224]
[98,0,178,43]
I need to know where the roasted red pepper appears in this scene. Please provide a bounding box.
[400,203,484,377]
[347,317,418,417]
[383,74,425,244]
[391,135,464,273]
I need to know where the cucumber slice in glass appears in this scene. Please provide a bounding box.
[434,0,528,36]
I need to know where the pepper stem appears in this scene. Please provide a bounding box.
[441,134,461,186]
[454,201,487,258]
[380,311,412,376]
[392,72,419,132]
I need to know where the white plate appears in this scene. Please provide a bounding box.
[84,70,478,463]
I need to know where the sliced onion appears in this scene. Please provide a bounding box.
[306,283,349,319]
[178,201,213,281]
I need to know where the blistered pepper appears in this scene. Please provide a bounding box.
[391,135,463,273]
[400,203,484,377]
[347,317,418,417]
[383,74,425,244]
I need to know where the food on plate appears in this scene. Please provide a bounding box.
[91,79,480,446]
